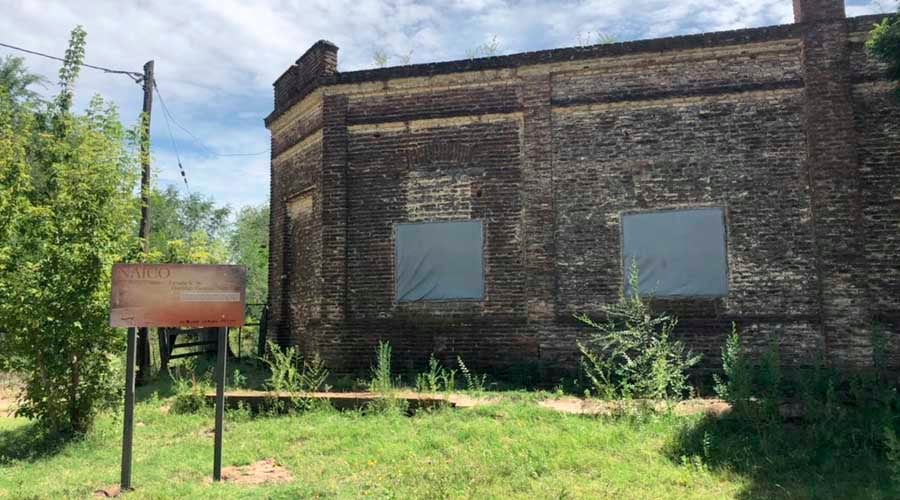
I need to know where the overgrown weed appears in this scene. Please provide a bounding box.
[576,260,700,400]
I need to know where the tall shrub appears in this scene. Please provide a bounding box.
[0,26,139,434]
[576,261,701,400]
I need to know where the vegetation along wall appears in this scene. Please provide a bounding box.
[264,0,900,377]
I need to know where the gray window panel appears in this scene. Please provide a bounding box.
[395,220,484,302]
[622,208,728,297]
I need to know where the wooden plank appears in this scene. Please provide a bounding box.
[203,391,456,412]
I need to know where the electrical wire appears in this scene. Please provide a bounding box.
[0,41,143,82]
[3,38,270,188]
[153,80,269,158]
[153,81,191,194]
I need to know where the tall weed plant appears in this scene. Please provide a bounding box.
[260,341,329,394]
[168,358,212,414]
[712,323,900,456]
[576,260,700,400]
[415,354,456,393]
[258,342,330,413]
[367,341,408,414]
[458,356,487,392]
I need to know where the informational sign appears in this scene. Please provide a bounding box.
[110,264,246,328]
[111,263,246,489]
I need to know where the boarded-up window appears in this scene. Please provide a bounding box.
[622,208,728,297]
[395,220,484,302]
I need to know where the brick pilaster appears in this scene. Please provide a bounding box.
[796,0,871,365]
[522,75,557,322]
[317,95,350,362]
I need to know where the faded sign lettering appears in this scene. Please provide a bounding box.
[110,264,246,328]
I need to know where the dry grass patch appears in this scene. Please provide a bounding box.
[217,459,293,486]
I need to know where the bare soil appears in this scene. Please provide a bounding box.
[0,377,19,417]
[93,485,121,497]
[217,459,293,486]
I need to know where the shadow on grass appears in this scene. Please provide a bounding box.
[666,414,898,499]
[0,420,73,465]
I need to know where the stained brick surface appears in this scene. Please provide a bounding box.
[265,1,900,376]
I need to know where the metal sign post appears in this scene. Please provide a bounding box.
[213,326,227,481]
[110,264,246,491]
[121,327,137,490]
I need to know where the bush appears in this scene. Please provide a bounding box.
[714,325,784,426]
[867,10,900,99]
[575,261,700,400]
[0,27,140,434]
[260,341,329,394]
[710,323,900,453]
[886,426,900,485]
[713,323,752,409]
[170,384,206,415]
[257,342,330,413]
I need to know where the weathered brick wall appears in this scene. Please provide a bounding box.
[848,15,900,368]
[272,41,337,117]
[265,41,332,349]
[265,1,900,376]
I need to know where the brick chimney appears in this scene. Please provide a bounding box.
[793,0,846,23]
[272,40,338,117]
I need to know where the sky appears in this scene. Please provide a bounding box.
[0,0,892,211]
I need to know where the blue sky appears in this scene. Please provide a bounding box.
[1,0,892,211]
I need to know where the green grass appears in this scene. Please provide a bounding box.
[0,394,895,499]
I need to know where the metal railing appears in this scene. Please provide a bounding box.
[158,302,268,369]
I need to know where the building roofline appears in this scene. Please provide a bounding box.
[333,23,801,84]
[265,13,891,126]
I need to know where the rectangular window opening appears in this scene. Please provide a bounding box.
[395,220,484,302]
[622,207,728,298]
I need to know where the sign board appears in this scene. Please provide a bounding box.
[110,264,246,328]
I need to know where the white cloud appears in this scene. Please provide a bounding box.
[1,0,887,209]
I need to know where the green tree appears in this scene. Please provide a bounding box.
[228,203,269,304]
[146,230,228,265]
[867,7,900,98]
[148,184,230,254]
[0,26,139,434]
[0,55,46,106]
[0,87,35,374]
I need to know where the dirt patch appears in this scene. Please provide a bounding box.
[0,381,20,417]
[217,459,293,486]
[446,394,500,408]
[539,398,732,417]
[93,485,121,497]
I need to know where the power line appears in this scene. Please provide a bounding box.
[0,41,143,82]
[153,81,190,194]
[152,80,270,158]
[3,39,271,162]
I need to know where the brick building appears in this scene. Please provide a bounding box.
[264,0,900,377]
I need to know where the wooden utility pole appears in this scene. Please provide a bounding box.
[137,60,154,384]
